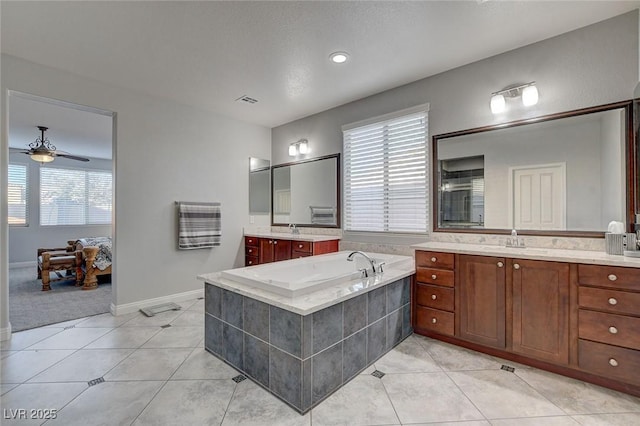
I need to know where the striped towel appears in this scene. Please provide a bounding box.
[177,202,221,249]
[310,206,336,225]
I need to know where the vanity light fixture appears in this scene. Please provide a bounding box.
[490,82,538,114]
[289,139,310,157]
[329,51,349,64]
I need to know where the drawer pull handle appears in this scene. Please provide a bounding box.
[608,274,617,281]
[497,261,504,268]
[431,294,437,300]
[248,261,253,265]
[609,358,619,367]
[608,298,618,306]
[248,249,252,253]
[431,274,437,280]
[514,263,520,270]
[298,244,303,248]
[431,257,437,262]
[609,326,618,334]
[431,318,437,324]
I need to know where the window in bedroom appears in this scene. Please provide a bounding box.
[8,163,28,226]
[40,167,112,226]
[343,104,429,233]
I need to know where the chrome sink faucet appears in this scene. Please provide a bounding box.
[506,229,525,248]
[347,251,378,277]
[289,223,300,235]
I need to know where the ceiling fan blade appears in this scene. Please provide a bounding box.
[55,153,90,162]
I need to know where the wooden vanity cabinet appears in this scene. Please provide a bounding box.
[413,249,640,398]
[414,251,455,336]
[458,255,506,349]
[258,238,292,264]
[511,259,570,364]
[244,236,339,266]
[577,264,640,387]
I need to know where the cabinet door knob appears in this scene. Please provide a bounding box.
[248,261,253,265]
[269,240,273,244]
[431,274,437,280]
[298,244,303,248]
[431,294,437,300]
[274,241,278,245]
[431,318,437,324]
[609,358,619,367]
[608,274,617,281]
[513,263,520,270]
[497,261,504,268]
[431,257,437,262]
[609,326,618,334]
[248,249,252,253]
[608,298,618,306]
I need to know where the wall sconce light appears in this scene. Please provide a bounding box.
[289,139,309,157]
[490,82,538,114]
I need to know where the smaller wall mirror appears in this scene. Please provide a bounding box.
[272,154,340,227]
[249,157,270,215]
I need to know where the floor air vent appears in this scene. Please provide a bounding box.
[140,302,182,317]
[501,365,515,372]
[371,370,386,379]
[232,375,247,383]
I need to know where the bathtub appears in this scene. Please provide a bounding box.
[220,250,410,297]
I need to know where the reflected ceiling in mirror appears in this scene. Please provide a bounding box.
[272,154,340,227]
[433,100,634,237]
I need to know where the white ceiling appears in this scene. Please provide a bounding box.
[2,1,639,159]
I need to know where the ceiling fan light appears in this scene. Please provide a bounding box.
[522,85,539,106]
[31,153,54,163]
[490,94,506,114]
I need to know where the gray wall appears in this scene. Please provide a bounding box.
[8,153,113,263]
[1,53,271,333]
[272,11,638,239]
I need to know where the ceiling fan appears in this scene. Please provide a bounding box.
[18,126,90,163]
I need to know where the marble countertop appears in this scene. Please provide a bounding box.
[244,231,341,242]
[412,241,640,268]
[198,257,414,316]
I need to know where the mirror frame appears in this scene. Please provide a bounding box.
[432,100,635,237]
[271,153,341,228]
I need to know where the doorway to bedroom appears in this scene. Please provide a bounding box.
[7,91,115,332]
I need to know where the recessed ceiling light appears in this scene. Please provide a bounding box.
[329,52,349,64]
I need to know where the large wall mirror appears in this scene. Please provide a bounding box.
[433,100,635,237]
[272,154,340,227]
[249,157,270,215]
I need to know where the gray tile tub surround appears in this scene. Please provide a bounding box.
[204,277,412,414]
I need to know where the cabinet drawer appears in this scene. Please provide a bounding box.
[245,256,258,267]
[416,283,454,312]
[292,241,312,253]
[245,236,258,247]
[579,310,640,351]
[578,264,640,291]
[245,246,259,257]
[579,339,640,386]
[416,267,454,287]
[579,286,640,316]
[291,251,312,259]
[416,251,454,270]
[415,306,454,336]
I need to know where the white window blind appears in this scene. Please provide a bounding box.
[343,108,428,233]
[40,167,112,226]
[8,164,28,226]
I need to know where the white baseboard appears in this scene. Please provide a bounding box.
[110,288,204,316]
[10,261,37,269]
[0,323,12,341]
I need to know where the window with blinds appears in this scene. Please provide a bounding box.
[343,106,429,233]
[8,164,28,226]
[40,167,112,226]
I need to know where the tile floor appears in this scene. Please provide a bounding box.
[1,297,640,425]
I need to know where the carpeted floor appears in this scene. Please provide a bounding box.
[9,266,111,332]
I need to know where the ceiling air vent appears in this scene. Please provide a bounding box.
[236,95,258,104]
